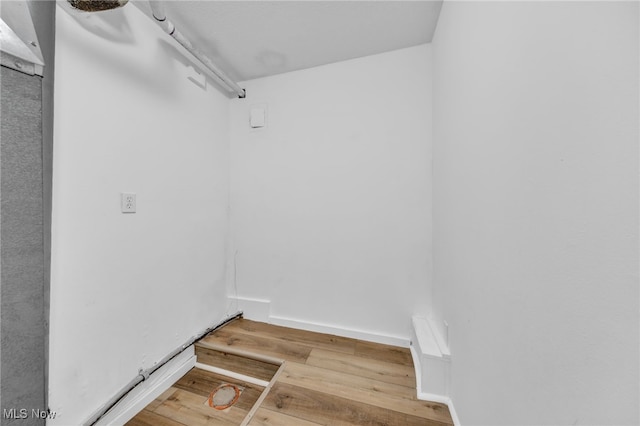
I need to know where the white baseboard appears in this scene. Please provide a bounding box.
[410,343,460,425]
[409,344,424,393]
[228,296,271,322]
[95,348,196,426]
[269,315,410,348]
[411,316,451,398]
[227,296,408,347]
[447,398,461,426]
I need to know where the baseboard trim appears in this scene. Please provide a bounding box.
[228,296,271,322]
[409,344,424,393]
[227,297,409,347]
[269,315,409,348]
[95,348,196,425]
[410,344,460,426]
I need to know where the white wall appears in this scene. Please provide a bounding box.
[229,45,432,342]
[432,2,639,424]
[49,4,231,424]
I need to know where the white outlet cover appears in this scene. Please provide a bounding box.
[121,193,136,213]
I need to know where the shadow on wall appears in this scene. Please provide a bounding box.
[57,3,238,101]
[57,2,134,44]
[158,40,237,97]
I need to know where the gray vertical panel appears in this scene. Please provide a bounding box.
[27,0,56,413]
[1,66,45,426]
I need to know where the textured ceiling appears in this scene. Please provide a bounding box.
[133,1,442,82]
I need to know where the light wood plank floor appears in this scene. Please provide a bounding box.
[126,319,453,426]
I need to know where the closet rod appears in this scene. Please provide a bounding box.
[148,1,246,98]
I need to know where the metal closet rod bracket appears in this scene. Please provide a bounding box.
[148,0,246,99]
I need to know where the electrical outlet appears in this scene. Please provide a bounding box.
[121,193,136,213]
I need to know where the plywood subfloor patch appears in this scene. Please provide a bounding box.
[126,319,453,426]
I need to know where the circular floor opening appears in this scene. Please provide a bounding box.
[207,383,242,410]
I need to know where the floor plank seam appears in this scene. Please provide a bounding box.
[241,360,287,426]
[126,319,453,426]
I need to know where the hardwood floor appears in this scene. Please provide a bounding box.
[126,319,453,426]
